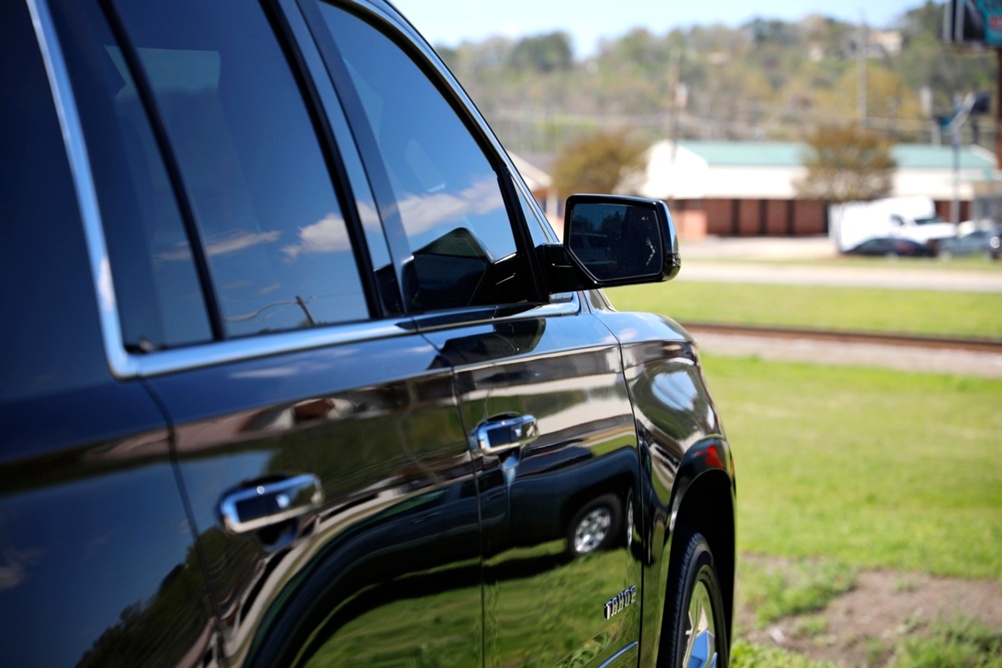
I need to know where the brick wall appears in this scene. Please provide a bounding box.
[696,198,828,236]
[764,200,791,235]
[792,200,827,234]
[703,199,735,235]
[933,199,971,223]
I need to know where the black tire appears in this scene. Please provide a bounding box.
[659,528,729,668]
[566,493,622,557]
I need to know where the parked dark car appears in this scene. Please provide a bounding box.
[937,228,1002,260]
[845,237,937,257]
[1,1,735,666]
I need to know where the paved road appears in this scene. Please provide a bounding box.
[680,262,1002,293]
[678,237,1002,292]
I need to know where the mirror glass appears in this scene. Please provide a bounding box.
[566,202,663,282]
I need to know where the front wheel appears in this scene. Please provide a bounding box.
[660,529,729,668]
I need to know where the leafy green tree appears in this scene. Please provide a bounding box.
[794,123,897,202]
[551,130,648,196]
[508,32,573,73]
[433,3,997,152]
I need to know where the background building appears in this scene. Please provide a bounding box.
[629,140,998,238]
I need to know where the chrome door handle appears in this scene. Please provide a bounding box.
[472,414,538,456]
[218,474,323,534]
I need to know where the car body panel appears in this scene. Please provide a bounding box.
[421,304,644,667]
[0,393,216,667]
[589,308,733,665]
[146,324,483,667]
[1,3,214,663]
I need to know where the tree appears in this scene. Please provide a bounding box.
[794,123,897,203]
[508,32,573,73]
[551,130,648,197]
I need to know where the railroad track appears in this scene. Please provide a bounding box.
[683,322,1002,354]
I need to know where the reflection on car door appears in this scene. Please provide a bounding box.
[298,3,643,663]
[422,304,644,667]
[148,331,483,666]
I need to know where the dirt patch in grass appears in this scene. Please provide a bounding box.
[736,555,1002,667]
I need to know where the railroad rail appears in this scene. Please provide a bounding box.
[683,322,1002,355]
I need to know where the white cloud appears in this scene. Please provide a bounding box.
[396,174,505,239]
[281,213,352,261]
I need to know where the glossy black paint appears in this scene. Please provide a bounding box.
[589,308,734,665]
[148,325,482,666]
[422,306,643,665]
[1,0,735,665]
[1,3,214,664]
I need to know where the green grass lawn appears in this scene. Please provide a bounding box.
[611,277,1002,663]
[701,355,1002,581]
[607,282,1002,340]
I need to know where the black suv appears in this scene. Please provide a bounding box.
[1,0,735,666]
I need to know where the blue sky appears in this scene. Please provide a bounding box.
[391,0,925,57]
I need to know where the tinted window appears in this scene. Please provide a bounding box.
[109,0,368,337]
[316,4,529,311]
[49,0,212,350]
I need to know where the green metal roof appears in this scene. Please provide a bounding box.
[677,140,996,171]
[891,144,994,170]
[678,141,803,166]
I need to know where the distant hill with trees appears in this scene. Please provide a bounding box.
[434,1,997,156]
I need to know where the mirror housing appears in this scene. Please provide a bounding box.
[542,195,680,294]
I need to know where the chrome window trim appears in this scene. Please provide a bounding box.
[27,0,136,379]
[132,300,577,378]
[131,298,576,378]
[129,320,414,377]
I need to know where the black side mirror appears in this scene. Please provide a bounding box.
[542,195,680,294]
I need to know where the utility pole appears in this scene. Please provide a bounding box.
[856,16,868,130]
[997,49,1002,170]
[666,47,681,207]
[940,92,992,224]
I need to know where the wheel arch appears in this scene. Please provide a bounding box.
[665,448,737,648]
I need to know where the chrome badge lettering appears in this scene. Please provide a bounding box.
[603,585,637,620]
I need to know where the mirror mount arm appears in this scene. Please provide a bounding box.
[538,244,599,294]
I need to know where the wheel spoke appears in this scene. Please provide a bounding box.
[683,579,718,668]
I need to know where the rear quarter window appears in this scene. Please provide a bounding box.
[106,0,371,337]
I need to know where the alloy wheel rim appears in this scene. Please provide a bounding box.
[683,578,718,668]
